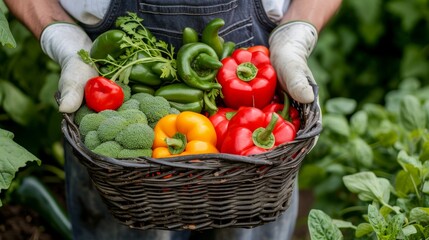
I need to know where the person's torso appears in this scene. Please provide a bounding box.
[60,0,290,48]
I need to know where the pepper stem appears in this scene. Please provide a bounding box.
[236,62,258,82]
[252,113,278,149]
[165,132,187,155]
[280,92,291,121]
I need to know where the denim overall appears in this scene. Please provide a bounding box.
[65,0,299,239]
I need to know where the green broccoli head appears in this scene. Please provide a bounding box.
[84,130,101,150]
[92,141,123,158]
[99,109,120,118]
[118,109,148,125]
[97,116,129,142]
[137,95,171,127]
[115,123,154,149]
[74,104,95,125]
[79,113,107,136]
[118,82,132,101]
[117,149,152,158]
[118,99,140,111]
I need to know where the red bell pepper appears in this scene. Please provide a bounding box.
[84,76,124,112]
[209,107,236,149]
[262,93,301,131]
[220,107,296,156]
[217,47,277,109]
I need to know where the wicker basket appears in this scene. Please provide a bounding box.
[60,85,322,231]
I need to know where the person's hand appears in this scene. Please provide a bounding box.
[41,23,98,113]
[269,21,318,104]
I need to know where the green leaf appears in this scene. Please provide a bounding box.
[308,209,343,240]
[325,97,357,114]
[350,137,373,167]
[410,208,429,223]
[0,128,41,207]
[368,204,387,237]
[387,214,405,239]
[387,0,422,31]
[343,172,391,203]
[0,8,16,48]
[332,219,356,229]
[402,225,417,237]
[399,95,426,131]
[0,80,37,125]
[350,110,368,135]
[395,169,420,196]
[355,223,374,238]
[323,114,350,138]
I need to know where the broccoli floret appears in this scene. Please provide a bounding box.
[99,109,120,118]
[169,107,180,114]
[117,149,152,158]
[115,123,154,149]
[79,113,107,136]
[118,82,131,101]
[118,109,148,125]
[74,104,95,125]
[97,116,129,142]
[92,141,123,158]
[118,99,140,111]
[84,130,101,150]
[137,95,172,127]
[131,92,153,102]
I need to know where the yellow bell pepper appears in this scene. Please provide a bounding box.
[152,111,218,158]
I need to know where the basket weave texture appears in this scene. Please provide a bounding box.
[60,86,322,231]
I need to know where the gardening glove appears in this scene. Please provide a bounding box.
[269,21,318,104]
[40,23,98,113]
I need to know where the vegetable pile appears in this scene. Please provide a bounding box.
[74,12,302,159]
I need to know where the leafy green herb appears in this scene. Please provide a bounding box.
[78,12,177,84]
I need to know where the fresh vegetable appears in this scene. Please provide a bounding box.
[79,13,177,85]
[220,107,296,156]
[152,111,218,158]
[182,27,199,45]
[130,83,156,95]
[155,83,204,113]
[209,107,236,149]
[201,18,225,58]
[128,52,166,86]
[90,29,127,60]
[217,47,277,109]
[176,42,222,91]
[247,45,270,56]
[130,92,178,127]
[13,176,72,240]
[84,76,125,112]
[77,101,156,158]
[219,41,236,60]
[262,93,301,131]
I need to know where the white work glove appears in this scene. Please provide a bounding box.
[41,23,98,113]
[269,21,318,104]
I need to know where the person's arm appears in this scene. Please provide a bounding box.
[4,0,75,39]
[4,0,97,113]
[281,0,342,32]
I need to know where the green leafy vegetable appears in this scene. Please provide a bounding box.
[78,12,177,85]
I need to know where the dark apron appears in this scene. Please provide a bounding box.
[81,0,276,49]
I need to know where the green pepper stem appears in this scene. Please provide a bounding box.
[165,132,187,155]
[236,62,258,82]
[252,113,278,149]
[280,92,291,121]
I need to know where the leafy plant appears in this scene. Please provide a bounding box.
[306,79,429,239]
